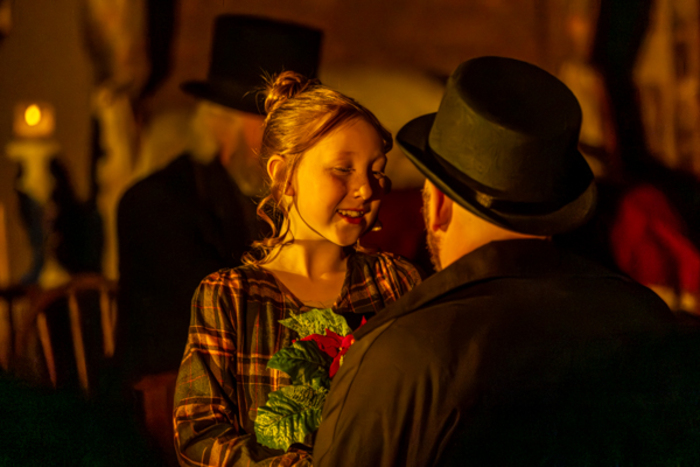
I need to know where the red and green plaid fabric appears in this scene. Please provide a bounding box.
[174,251,422,466]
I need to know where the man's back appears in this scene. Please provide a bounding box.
[315,240,700,466]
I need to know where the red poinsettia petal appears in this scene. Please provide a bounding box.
[329,334,357,378]
[300,331,343,358]
[341,334,355,348]
[324,329,344,341]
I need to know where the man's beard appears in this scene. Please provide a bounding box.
[422,186,443,272]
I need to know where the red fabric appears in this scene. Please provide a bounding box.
[609,184,700,293]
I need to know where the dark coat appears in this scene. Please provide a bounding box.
[314,239,700,466]
[117,154,258,379]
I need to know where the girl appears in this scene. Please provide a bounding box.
[173,71,422,466]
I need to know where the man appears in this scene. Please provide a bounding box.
[313,56,700,466]
[117,15,322,381]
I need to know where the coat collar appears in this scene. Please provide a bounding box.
[354,239,625,340]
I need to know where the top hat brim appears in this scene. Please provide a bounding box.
[397,113,597,236]
[181,80,265,115]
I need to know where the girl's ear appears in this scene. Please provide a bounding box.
[267,155,295,196]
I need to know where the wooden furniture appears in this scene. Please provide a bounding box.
[133,370,179,465]
[30,274,118,393]
[0,284,32,371]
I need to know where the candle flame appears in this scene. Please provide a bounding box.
[24,105,42,127]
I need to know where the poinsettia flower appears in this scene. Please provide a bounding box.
[300,330,343,358]
[257,311,364,451]
[329,316,367,377]
[329,334,356,377]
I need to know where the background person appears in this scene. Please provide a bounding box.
[117,15,323,382]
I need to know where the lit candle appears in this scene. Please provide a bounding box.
[4,101,69,288]
[6,102,60,204]
[24,104,41,127]
[13,101,55,139]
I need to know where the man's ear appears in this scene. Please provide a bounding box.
[382,176,392,195]
[267,155,294,196]
[426,182,453,232]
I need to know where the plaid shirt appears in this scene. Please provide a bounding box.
[174,251,422,466]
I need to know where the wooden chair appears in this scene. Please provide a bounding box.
[133,370,179,465]
[31,274,118,393]
[0,284,33,371]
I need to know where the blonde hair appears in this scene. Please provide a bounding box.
[242,70,392,266]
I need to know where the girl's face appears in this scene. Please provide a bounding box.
[287,117,388,247]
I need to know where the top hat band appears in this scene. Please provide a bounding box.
[428,144,589,216]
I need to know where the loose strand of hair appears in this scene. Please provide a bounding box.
[242,168,297,266]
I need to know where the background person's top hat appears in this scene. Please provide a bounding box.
[397,56,596,236]
[181,15,323,115]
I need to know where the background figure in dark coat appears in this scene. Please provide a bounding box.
[117,15,322,381]
[314,57,700,466]
[117,154,257,377]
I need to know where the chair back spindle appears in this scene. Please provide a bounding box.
[32,274,118,394]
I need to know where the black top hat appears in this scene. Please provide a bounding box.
[181,15,323,114]
[397,56,596,235]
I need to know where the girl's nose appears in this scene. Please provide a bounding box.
[357,183,372,200]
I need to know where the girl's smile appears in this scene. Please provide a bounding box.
[337,209,365,223]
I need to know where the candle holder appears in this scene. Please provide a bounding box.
[6,101,70,288]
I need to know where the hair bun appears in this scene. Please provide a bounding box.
[264,71,316,115]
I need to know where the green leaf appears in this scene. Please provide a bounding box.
[267,340,332,390]
[254,385,326,451]
[279,308,352,338]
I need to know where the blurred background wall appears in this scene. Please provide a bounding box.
[0,0,578,283]
[0,0,93,284]
[1,0,699,287]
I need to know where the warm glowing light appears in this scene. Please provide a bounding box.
[14,101,55,138]
[24,105,41,127]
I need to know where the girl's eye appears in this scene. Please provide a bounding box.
[373,171,386,179]
[334,167,353,174]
